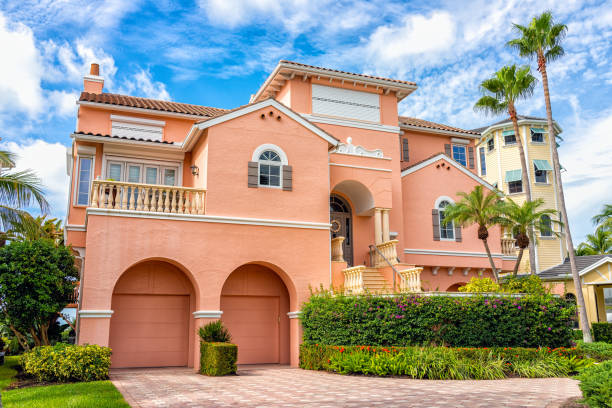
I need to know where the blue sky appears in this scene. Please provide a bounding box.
[0,0,611,244]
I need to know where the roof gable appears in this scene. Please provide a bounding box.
[401,153,497,191]
[539,254,612,279]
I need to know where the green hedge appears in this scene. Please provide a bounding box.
[592,323,612,343]
[200,342,237,376]
[576,360,612,408]
[577,341,612,362]
[301,292,575,348]
[300,344,591,379]
[20,344,111,382]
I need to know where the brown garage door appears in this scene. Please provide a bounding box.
[221,295,279,364]
[110,294,189,368]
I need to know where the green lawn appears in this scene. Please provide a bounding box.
[0,356,129,408]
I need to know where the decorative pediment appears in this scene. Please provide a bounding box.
[333,137,383,158]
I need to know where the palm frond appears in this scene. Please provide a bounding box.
[0,150,16,168]
[0,169,49,214]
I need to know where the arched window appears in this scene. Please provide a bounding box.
[258,150,282,187]
[540,215,552,237]
[438,200,454,240]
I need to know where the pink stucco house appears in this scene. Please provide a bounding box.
[65,61,517,369]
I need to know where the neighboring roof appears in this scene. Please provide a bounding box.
[78,92,227,118]
[400,153,497,191]
[538,255,612,279]
[474,115,562,136]
[183,98,339,150]
[252,60,418,103]
[72,131,176,145]
[399,116,481,137]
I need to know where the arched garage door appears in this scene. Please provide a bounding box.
[109,261,194,368]
[221,264,290,364]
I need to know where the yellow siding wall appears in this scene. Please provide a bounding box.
[477,122,565,272]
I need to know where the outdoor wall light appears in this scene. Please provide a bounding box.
[190,165,199,176]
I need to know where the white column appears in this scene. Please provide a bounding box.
[374,208,383,245]
[382,209,390,243]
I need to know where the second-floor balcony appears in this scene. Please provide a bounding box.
[89,180,207,215]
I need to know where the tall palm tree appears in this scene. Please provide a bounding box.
[507,11,592,342]
[496,198,560,276]
[592,204,612,231]
[474,65,538,274]
[0,149,49,246]
[441,186,504,282]
[3,214,64,245]
[575,228,612,256]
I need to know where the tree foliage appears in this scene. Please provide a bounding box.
[0,240,78,350]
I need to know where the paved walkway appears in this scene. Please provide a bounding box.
[111,365,581,408]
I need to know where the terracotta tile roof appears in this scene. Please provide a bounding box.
[399,116,481,136]
[73,131,175,145]
[279,60,417,86]
[79,92,227,117]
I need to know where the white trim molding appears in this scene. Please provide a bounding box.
[287,311,301,319]
[434,195,455,208]
[79,310,113,318]
[579,256,612,276]
[65,224,87,232]
[252,143,289,164]
[404,248,507,259]
[110,114,166,127]
[401,153,497,191]
[193,310,223,319]
[332,137,384,158]
[302,114,400,134]
[83,74,104,83]
[329,163,392,173]
[86,208,331,230]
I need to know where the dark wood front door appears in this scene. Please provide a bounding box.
[330,195,353,266]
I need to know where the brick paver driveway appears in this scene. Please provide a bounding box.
[111,365,581,408]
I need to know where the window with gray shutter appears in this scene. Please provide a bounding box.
[444,144,451,157]
[402,138,409,162]
[432,209,440,241]
[247,161,258,188]
[282,165,292,191]
[468,146,475,169]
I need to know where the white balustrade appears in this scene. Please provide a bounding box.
[90,180,206,215]
[343,265,366,294]
[399,267,423,292]
[331,237,345,262]
[501,238,516,256]
[370,240,399,267]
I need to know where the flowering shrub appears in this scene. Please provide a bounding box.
[20,344,111,382]
[301,291,575,348]
[300,344,591,379]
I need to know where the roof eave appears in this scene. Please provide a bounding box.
[252,61,418,103]
[77,100,212,121]
[71,133,182,150]
[478,118,563,140]
[400,124,480,139]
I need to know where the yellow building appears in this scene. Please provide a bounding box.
[540,255,612,325]
[474,116,566,273]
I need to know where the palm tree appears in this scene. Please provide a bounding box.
[575,228,612,256]
[3,213,64,245]
[474,65,538,274]
[507,11,592,342]
[0,149,49,246]
[496,198,560,276]
[592,204,612,231]
[441,186,504,282]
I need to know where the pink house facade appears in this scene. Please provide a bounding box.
[65,61,517,369]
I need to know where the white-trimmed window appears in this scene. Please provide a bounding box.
[531,128,545,143]
[104,157,180,186]
[438,200,454,240]
[452,145,467,166]
[76,156,93,206]
[258,150,282,187]
[540,215,553,237]
[249,144,290,190]
[503,130,517,145]
[479,146,486,176]
[487,137,495,152]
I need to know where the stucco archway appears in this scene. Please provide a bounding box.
[446,282,467,292]
[109,260,196,368]
[332,180,375,216]
[220,263,290,364]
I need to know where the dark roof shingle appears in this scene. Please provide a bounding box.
[471,115,548,133]
[538,255,611,279]
[79,92,227,117]
[399,116,481,136]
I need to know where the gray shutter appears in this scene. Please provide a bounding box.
[444,144,451,157]
[402,138,409,162]
[468,146,475,169]
[455,225,462,242]
[432,209,440,241]
[282,165,292,191]
[248,161,258,188]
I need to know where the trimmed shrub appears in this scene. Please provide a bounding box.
[200,342,237,376]
[20,344,111,382]
[572,329,584,341]
[198,321,231,343]
[300,344,589,379]
[576,360,612,408]
[502,275,548,295]
[301,292,575,348]
[592,322,612,343]
[458,277,500,292]
[577,341,612,362]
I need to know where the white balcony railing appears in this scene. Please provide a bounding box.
[343,265,365,294]
[370,240,399,267]
[501,238,517,256]
[90,180,206,215]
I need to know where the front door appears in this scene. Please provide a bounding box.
[330,195,353,266]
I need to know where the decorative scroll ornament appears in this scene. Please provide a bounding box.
[331,219,341,233]
[333,137,384,158]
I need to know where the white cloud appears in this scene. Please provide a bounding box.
[0,139,69,218]
[117,69,170,100]
[46,90,79,117]
[0,13,43,115]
